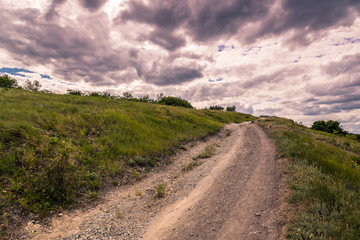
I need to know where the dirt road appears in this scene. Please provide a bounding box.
[143,123,283,240]
[20,122,283,240]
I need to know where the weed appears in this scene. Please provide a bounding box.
[155,183,166,198]
[114,208,123,219]
[196,144,216,159]
[135,189,142,196]
[131,170,141,180]
[226,129,232,136]
[182,162,195,171]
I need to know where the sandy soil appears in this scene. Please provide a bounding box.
[18,122,284,240]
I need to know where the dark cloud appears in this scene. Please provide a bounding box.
[118,1,190,30]
[116,0,274,46]
[147,29,186,51]
[45,0,67,20]
[79,0,108,11]
[323,53,360,77]
[143,66,203,86]
[0,8,131,85]
[252,0,360,45]
[116,0,360,48]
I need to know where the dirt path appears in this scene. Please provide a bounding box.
[19,122,284,240]
[143,123,283,240]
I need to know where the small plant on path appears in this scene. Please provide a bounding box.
[155,183,166,198]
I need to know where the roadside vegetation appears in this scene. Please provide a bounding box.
[0,87,256,237]
[258,117,360,240]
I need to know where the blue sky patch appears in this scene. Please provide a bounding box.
[0,67,34,77]
[218,44,226,52]
[40,74,51,79]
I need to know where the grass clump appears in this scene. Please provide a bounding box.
[135,189,142,196]
[182,162,195,172]
[195,144,216,159]
[155,183,166,198]
[114,208,123,219]
[258,117,360,240]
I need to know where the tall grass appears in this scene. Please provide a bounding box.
[258,117,360,239]
[0,88,255,237]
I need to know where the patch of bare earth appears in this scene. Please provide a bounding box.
[18,122,284,240]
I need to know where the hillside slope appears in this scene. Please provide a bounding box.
[258,117,360,239]
[0,88,255,238]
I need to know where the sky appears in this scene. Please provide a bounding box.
[0,0,360,133]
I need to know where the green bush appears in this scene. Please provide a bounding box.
[158,96,193,108]
[209,105,224,111]
[0,74,18,88]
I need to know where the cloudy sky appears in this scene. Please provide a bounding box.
[1,0,360,132]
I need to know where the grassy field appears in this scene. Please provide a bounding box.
[0,88,255,236]
[258,117,360,240]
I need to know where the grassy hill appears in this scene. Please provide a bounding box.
[258,117,360,240]
[0,88,255,236]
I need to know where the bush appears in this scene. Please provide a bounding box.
[226,105,236,112]
[0,74,18,88]
[311,120,347,136]
[67,89,83,96]
[158,96,193,108]
[209,105,224,111]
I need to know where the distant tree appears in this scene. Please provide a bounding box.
[88,91,112,98]
[89,92,101,97]
[226,105,236,112]
[138,95,152,102]
[122,92,134,101]
[0,74,18,88]
[157,93,165,102]
[209,105,224,111]
[67,89,83,96]
[158,96,193,108]
[311,120,347,136]
[23,79,41,91]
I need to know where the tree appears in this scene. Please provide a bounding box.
[121,92,134,101]
[67,89,83,96]
[24,79,41,91]
[311,120,347,136]
[209,105,224,111]
[226,105,236,112]
[0,74,18,88]
[138,95,152,102]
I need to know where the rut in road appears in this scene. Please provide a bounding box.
[143,123,283,240]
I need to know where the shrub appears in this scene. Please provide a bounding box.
[226,105,236,112]
[67,89,83,96]
[209,105,224,111]
[311,120,347,136]
[0,74,18,88]
[158,96,193,108]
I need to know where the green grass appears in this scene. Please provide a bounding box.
[258,117,360,240]
[195,144,217,159]
[0,88,256,237]
[155,183,166,198]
